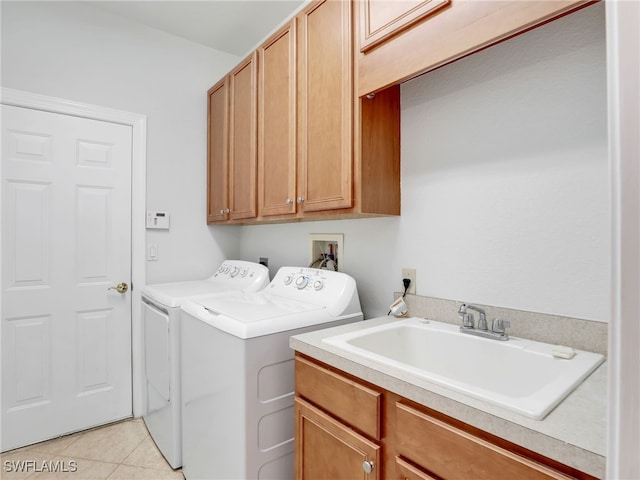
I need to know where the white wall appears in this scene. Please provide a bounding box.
[240,3,609,322]
[1,1,242,283]
[1,2,608,321]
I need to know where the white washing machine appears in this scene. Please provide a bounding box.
[141,260,270,469]
[180,266,363,480]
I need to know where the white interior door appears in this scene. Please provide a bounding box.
[1,104,133,451]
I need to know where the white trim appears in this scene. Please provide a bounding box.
[1,87,148,418]
[606,1,640,478]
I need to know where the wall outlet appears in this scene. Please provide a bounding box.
[402,268,416,295]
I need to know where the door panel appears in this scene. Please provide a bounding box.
[229,53,258,220]
[297,0,353,212]
[1,104,133,451]
[207,79,229,223]
[258,21,298,217]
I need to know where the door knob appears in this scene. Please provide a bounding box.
[108,282,129,293]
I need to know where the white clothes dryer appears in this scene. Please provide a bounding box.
[180,266,363,480]
[141,260,269,469]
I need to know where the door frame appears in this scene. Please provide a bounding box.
[605,1,640,478]
[0,87,147,417]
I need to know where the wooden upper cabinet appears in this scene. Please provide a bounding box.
[207,79,229,223]
[258,21,298,218]
[228,53,258,221]
[356,0,593,96]
[359,0,450,53]
[207,0,401,224]
[297,0,353,213]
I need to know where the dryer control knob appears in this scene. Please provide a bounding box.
[296,276,309,289]
[240,268,248,277]
[313,280,324,291]
[284,275,293,285]
[230,267,240,277]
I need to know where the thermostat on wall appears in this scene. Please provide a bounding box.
[146,211,170,229]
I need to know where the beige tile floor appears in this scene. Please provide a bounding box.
[1,418,185,479]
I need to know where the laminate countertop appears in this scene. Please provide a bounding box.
[290,316,606,478]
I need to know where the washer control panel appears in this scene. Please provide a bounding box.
[211,261,270,287]
[269,266,358,305]
[280,268,328,292]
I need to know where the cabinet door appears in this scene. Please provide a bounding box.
[207,79,229,223]
[258,21,298,217]
[228,53,258,220]
[295,398,380,480]
[359,0,450,52]
[297,0,353,213]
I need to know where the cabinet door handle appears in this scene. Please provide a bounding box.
[362,460,374,474]
[285,198,293,205]
[297,197,304,204]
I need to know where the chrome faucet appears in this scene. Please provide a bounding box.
[458,303,510,341]
[458,303,487,330]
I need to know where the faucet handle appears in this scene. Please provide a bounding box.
[491,318,510,334]
[460,312,474,329]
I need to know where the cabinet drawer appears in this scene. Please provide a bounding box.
[295,356,382,440]
[395,456,438,480]
[395,402,575,480]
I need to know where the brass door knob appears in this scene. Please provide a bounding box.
[108,282,129,293]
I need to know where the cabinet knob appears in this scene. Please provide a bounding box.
[285,198,293,205]
[225,208,230,214]
[297,197,304,204]
[362,461,374,474]
[220,209,225,214]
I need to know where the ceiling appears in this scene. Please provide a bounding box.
[90,1,306,57]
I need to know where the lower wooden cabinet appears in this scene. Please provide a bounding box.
[295,398,381,480]
[294,354,596,480]
[395,402,574,480]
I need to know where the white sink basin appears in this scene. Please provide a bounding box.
[322,318,604,420]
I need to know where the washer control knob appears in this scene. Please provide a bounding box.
[230,267,239,277]
[313,280,324,291]
[240,268,248,277]
[284,275,293,285]
[295,276,309,289]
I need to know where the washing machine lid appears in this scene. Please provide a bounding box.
[141,261,270,308]
[143,280,238,308]
[183,291,360,339]
[196,292,323,322]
